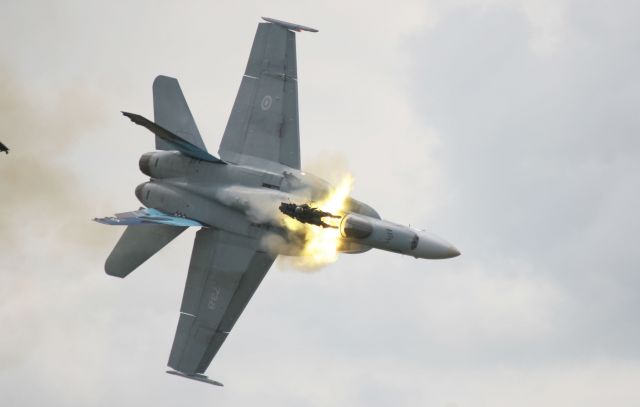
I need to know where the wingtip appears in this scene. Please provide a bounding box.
[121,111,138,125]
[261,17,318,33]
[121,111,148,126]
[153,75,179,91]
[166,370,224,387]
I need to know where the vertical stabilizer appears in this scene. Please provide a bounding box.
[153,76,207,152]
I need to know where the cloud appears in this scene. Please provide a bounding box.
[410,0,640,362]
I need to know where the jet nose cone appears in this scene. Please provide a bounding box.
[415,231,461,259]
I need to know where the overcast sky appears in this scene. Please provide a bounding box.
[1,1,639,406]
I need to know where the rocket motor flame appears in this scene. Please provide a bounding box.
[282,174,354,268]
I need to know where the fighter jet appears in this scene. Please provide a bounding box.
[0,141,8,154]
[96,17,460,387]
[279,202,340,228]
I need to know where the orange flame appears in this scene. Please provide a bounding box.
[282,174,354,269]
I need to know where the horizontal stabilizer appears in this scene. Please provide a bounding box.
[122,112,225,164]
[94,207,203,227]
[104,223,186,278]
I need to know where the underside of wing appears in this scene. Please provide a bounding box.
[219,20,312,170]
[168,228,276,376]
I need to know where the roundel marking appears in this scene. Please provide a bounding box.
[261,95,273,111]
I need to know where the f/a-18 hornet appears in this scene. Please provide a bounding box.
[96,17,460,387]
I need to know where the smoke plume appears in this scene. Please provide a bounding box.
[0,64,113,370]
[0,64,111,252]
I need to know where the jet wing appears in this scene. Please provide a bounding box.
[94,207,203,227]
[168,228,276,377]
[219,19,315,170]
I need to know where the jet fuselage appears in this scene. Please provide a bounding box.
[135,151,460,259]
